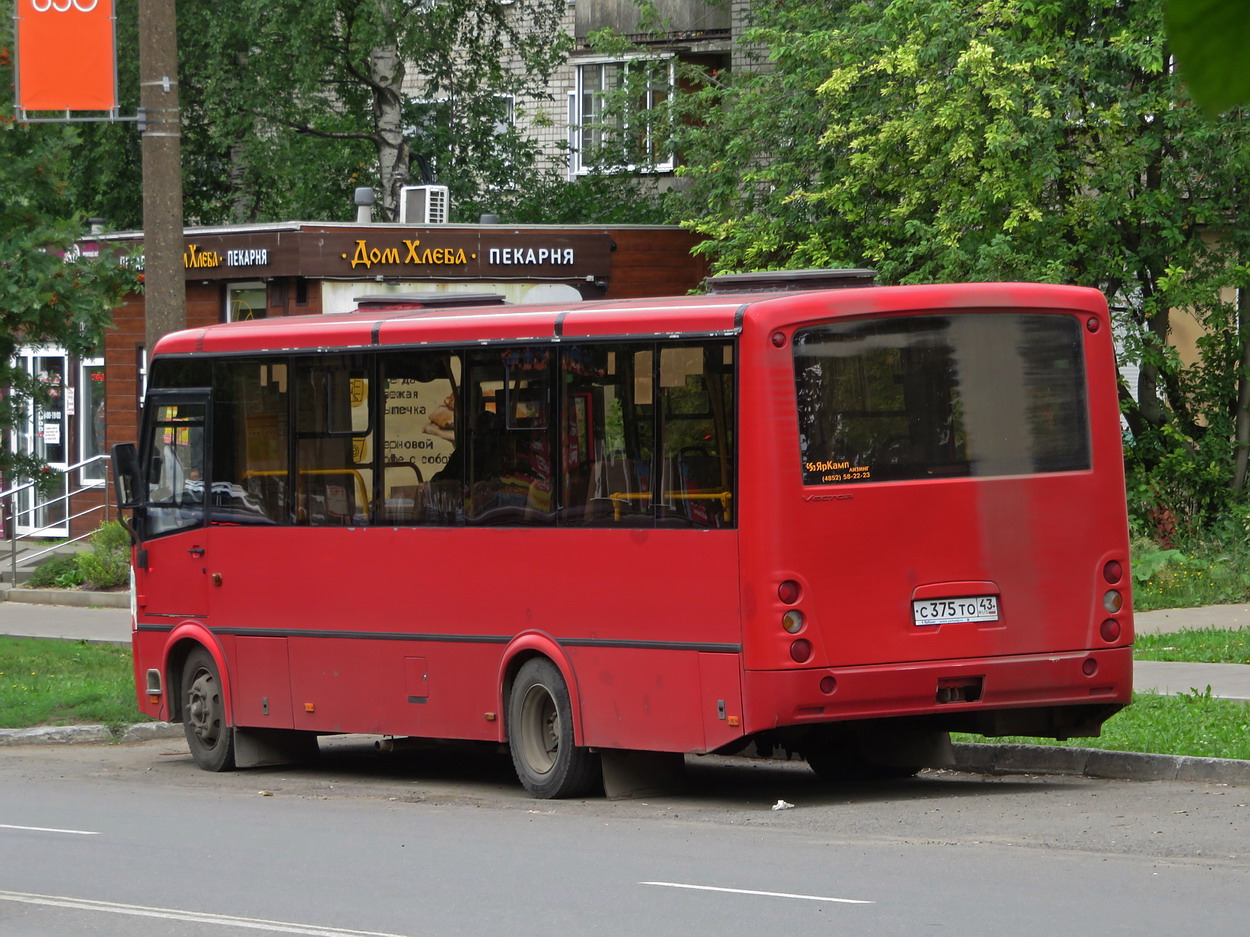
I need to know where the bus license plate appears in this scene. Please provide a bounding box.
[912,596,999,626]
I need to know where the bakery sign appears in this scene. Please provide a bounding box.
[184,244,273,270]
[100,227,615,282]
[314,230,612,280]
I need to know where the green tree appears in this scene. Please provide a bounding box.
[0,40,140,485]
[179,0,571,222]
[1166,0,1250,114]
[671,0,1250,534]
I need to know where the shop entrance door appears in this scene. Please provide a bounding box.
[11,348,69,537]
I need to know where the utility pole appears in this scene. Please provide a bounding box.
[138,0,186,356]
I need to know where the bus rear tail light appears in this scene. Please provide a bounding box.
[1099,618,1121,643]
[778,580,802,604]
[1103,561,1123,584]
[789,639,813,663]
[782,610,806,634]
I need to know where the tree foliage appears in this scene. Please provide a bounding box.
[190,0,573,223]
[670,0,1250,535]
[0,36,140,484]
[1165,0,1250,115]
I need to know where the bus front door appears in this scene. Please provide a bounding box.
[134,393,212,621]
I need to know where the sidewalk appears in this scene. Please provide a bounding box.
[0,594,131,644]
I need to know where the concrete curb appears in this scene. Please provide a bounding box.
[0,722,183,746]
[1,588,130,608]
[953,742,1250,786]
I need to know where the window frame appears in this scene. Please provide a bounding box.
[570,56,676,176]
[78,357,107,486]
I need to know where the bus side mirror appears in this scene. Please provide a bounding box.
[111,443,142,509]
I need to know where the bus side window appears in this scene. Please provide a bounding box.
[144,403,207,537]
[657,342,735,528]
[213,359,288,525]
[293,355,374,526]
[463,348,555,526]
[380,351,462,525]
[559,344,655,526]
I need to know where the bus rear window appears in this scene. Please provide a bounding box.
[794,313,1090,485]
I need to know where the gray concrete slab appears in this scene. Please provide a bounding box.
[1135,602,1250,634]
[1133,659,1250,701]
[0,600,131,645]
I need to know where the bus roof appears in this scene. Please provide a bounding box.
[150,282,1107,357]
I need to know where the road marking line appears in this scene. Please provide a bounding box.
[0,824,99,835]
[641,881,873,904]
[0,891,408,937]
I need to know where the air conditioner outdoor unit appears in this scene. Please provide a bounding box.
[399,185,450,224]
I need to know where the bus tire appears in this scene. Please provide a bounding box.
[181,647,236,772]
[507,658,600,799]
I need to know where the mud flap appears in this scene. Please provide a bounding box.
[860,728,955,768]
[234,727,320,768]
[600,749,687,799]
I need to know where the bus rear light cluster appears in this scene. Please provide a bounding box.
[1097,559,1126,643]
[778,579,809,652]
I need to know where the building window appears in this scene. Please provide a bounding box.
[226,282,268,322]
[79,358,107,485]
[571,58,674,175]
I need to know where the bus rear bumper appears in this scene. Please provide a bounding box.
[742,646,1133,737]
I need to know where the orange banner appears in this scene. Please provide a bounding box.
[15,0,117,112]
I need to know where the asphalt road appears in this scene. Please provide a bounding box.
[1,738,1246,937]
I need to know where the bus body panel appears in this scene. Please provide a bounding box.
[185,525,740,749]
[741,646,1131,733]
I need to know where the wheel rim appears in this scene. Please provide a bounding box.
[518,683,559,775]
[186,667,223,750]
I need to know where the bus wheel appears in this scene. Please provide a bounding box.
[507,658,599,799]
[181,648,236,772]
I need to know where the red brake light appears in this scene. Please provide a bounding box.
[790,639,813,663]
[778,580,802,604]
[1099,618,1121,643]
[1102,561,1123,584]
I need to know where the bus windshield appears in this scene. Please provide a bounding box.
[794,312,1090,485]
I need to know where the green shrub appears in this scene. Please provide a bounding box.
[27,553,85,589]
[78,521,131,590]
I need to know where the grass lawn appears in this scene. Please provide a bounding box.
[1134,627,1250,664]
[0,636,147,730]
[956,690,1250,761]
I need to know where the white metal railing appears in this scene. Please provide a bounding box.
[1,455,112,586]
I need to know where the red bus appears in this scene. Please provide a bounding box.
[113,274,1133,797]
